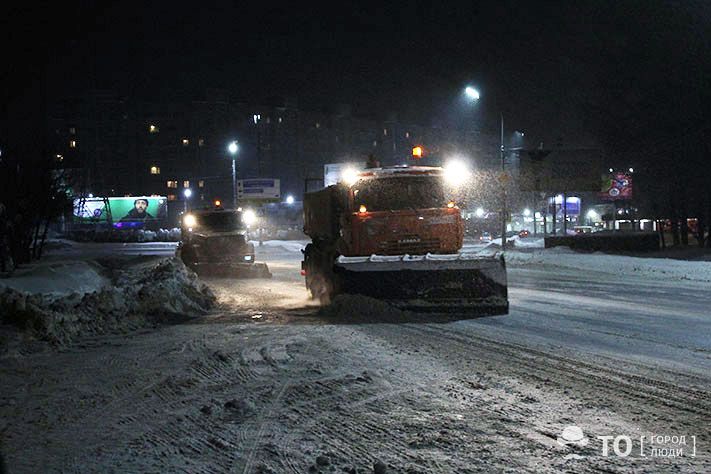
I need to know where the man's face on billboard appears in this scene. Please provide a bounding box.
[134,200,148,213]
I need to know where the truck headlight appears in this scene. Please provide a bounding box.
[183,214,197,228]
[443,160,471,187]
[242,209,257,226]
[341,167,360,186]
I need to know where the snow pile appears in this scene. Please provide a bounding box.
[0,260,109,296]
[512,237,545,249]
[505,248,711,282]
[0,257,215,346]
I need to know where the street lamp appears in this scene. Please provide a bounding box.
[285,195,295,205]
[464,86,508,250]
[465,86,480,100]
[183,188,192,212]
[228,141,239,209]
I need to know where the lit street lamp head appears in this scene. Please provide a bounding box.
[465,86,481,101]
[183,188,192,198]
[228,141,238,155]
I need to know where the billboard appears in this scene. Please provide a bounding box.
[237,179,280,200]
[324,162,365,187]
[599,172,632,201]
[73,196,168,228]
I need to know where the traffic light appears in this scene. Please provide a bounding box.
[412,146,424,159]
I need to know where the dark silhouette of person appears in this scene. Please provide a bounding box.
[120,198,153,222]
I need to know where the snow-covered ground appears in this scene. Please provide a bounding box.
[506,246,711,283]
[1,240,709,472]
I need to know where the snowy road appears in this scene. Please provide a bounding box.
[1,242,709,472]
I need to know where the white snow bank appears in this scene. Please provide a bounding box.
[505,248,711,282]
[0,260,109,297]
[0,257,215,346]
[512,237,545,249]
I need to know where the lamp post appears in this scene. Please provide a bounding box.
[228,141,239,209]
[465,86,508,250]
[183,188,192,212]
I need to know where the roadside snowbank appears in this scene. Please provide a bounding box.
[0,260,109,296]
[0,257,215,346]
[505,247,711,282]
[511,237,545,248]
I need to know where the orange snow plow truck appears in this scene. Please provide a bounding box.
[301,165,508,314]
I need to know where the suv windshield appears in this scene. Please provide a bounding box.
[196,212,244,232]
[353,176,446,212]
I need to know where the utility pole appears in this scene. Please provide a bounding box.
[563,192,568,234]
[500,113,507,250]
[228,141,239,210]
[232,158,237,209]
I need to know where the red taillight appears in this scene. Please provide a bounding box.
[300,269,306,276]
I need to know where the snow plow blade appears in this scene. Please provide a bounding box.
[187,262,272,279]
[334,253,508,315]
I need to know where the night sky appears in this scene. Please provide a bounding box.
[3,1,710,158]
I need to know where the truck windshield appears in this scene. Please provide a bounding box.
[353,177,446,212]
[197,212,244,231]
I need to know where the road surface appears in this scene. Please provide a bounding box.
[1,241,709,473]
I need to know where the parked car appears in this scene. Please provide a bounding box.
[479,231,492,243]
[518,229,531,238]
[573,225,593,234]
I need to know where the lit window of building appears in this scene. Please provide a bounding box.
[373,140,378,146]
[198,180,205,188]
[253,114,261,124]
[405,132,410,138]
[150,166,160,175]
[315,122,320,129]
[56,154,64,162]
[69,127,76,135]
[278,117,282,123]
[182,138,189,146]
[266,117,271,124]
[149,124,159,133]
[69,140,76,148]
[183,180,190,188]
[167,180,178,189]
[168,194,176,201]
[198,138,205,147]
[383,128,388,136]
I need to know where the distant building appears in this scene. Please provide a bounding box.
[49,90,500,216]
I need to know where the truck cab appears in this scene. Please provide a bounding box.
[177,205,270,277]
[304,166,465,257]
